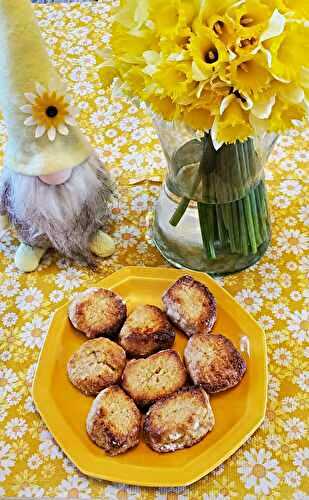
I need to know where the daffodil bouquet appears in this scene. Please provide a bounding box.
[100,0,308,273]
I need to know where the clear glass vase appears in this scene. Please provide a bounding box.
[152,118,275,275]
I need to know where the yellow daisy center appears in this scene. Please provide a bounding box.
[25,295,35,304]
[252,464,266,478]
[31,328,42,338]
[32,91,69,129]
[68,488,79,497]
[244,296,254,305]
[117,490,128,500]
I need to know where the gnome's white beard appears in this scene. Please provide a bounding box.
[0,153,113,265]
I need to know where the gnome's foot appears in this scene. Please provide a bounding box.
[89,230,115,258]
[15,243,47,272]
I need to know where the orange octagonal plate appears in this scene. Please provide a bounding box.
[32,267,267,487]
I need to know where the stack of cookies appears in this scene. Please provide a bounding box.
[67,276,246,456]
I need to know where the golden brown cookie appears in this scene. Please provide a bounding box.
[68,288,127,339]
[86,386,141,456]
[121,349,187,407]
[144,386,215,453]
[67,338,126,396]
[184,333,246,393]
[162,275,216,337]
[119,305,175,357]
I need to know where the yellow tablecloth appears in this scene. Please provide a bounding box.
[0,2,308,498]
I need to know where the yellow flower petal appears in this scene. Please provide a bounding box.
[260,9,286,42]
[277,0,309,20]
[111,22,156,64]
[148,95,178,121]
[98,65,118,87]
[252,92,276,119]
[268,98,306,132]
[276,83,305,104]
[149,0,195,39]
[183,107,214,130]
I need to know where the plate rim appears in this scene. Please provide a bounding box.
[32,266,268,487]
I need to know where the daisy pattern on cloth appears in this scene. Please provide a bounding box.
[20,83,78,141]
[56,475,91,499]
[0,2,308,498]
[237,448,281,495]
[0,441,16,482]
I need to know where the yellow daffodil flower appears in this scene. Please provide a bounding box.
[190,25,228,81]
[102,0,308,140]
[275,0,309,21]
[153,60,195,103]
[208,14,236,47]
[212,96,253,148]
[114,0,149,31]
[125,67,148,97]
[149,0,195,39]
[268,98,306,131]
[265,22,309,84]
[230,53,271,95]
[111,23,157,64]
[229,0,273,36]
[196,0,237,23]
[148,95,179,121]
[183,107,214,130]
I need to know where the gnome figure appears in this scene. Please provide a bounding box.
[0,0,115,272]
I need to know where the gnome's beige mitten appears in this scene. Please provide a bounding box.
[15,243,47,273]
[89,230,115,258]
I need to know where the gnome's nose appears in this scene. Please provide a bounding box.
[39,169,72,185]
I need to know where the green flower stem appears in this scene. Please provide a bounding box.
[239,200,249,256]
[169,159,202,226]
[249,189,262,246]
[222,203,237,253]
[198,134,216,258]
[169,197,190,226]
[232,203,240,251]
[167,133,269,264]
[216,205,226,244]
[198,202,216,259]
[243,195,258,254]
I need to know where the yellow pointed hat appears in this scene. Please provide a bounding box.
[0,0,92,176]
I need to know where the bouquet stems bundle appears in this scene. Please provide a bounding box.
[170,135,270,260]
